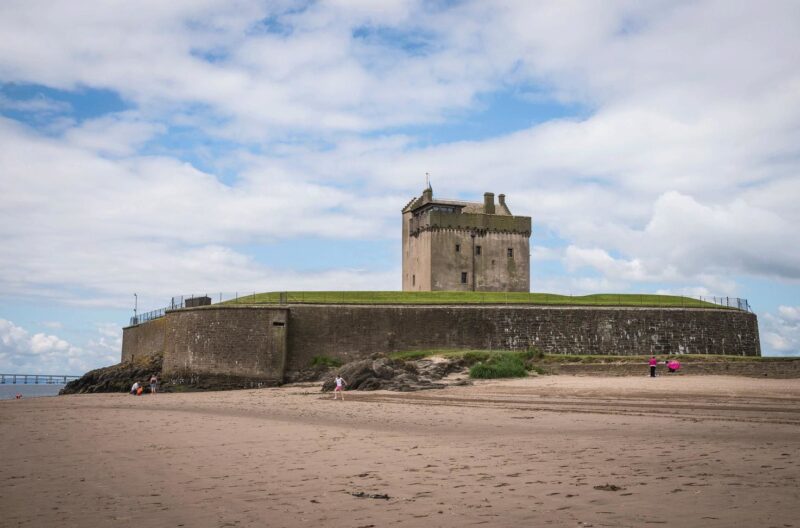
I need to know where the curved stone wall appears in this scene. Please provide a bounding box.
[122,304,760,382]
[121,316,165,363]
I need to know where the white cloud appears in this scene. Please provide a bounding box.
[0,319,118,373]
[64,112,166,157]
[761,306,800,356]
[0,0,798,315]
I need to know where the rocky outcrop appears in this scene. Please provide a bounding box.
[320,356,469,392]
[60,354,162,394]
[61,353,471,395]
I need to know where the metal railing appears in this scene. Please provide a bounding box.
[128,294,214,326]
[698,296,751,312]
[130,307,168,326]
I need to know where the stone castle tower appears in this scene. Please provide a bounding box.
[402,186,531,292]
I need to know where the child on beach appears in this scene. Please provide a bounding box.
[649,356,658,377]
[333,374,347,400]
[668,359,681,373]
[130,381,140,395]
[150,374,158,394]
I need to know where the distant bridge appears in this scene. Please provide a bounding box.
[0,374,80,385]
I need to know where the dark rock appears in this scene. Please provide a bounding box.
[283,363,333,383]
[594,484,624,491]
[320,356,468,393]
[60,354,163,394]
[350,491,390,500]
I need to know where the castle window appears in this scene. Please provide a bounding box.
[475,245,482,256]
[507,248,513,258]
[455,244,460,252]
[412,274,415,286]
[461,272,468,284]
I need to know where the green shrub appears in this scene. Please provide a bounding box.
[463,350,494,365]
[310,355,343,368]
[469,354,528,379]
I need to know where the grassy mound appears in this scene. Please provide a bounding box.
[469,354,528,379]
[222,291,726,309]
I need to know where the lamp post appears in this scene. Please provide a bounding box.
[134,293,138,324]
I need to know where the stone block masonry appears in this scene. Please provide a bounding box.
[121,316,165,363]
[285,305,760,371]
[161,306,288,384]
[123,304,759,383]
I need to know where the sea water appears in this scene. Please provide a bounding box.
[0,384,64,400]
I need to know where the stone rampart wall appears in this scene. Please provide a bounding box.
[122,304,761,380]
[285,305,760,372]
[161,306,289,383]
[121,317,166,363]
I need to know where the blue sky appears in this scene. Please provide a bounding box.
[1,0,799,374]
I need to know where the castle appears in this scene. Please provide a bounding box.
[119,187,760,387]
[402,187,531,291]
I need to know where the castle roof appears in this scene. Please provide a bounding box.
[402,188,514,216]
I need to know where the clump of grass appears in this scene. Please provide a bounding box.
[388,350,433,361]
[310,355,343,368]
[462,350,494,364]
[469,354,528,379]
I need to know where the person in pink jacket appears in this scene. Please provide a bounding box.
[649,356,658,377]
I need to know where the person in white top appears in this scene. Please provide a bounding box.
[130,381,140,395]
[333,375,347,400]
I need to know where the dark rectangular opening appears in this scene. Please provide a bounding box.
[455,243,460,252]
[272,321,285,327]
[475,245,482,255]
[461,272,468,284]
[507,248,513,258]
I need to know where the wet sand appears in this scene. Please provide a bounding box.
[2,375,799,527]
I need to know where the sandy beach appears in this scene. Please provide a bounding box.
[2,375,799,528]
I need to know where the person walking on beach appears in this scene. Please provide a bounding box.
[333,374,347,400]
[150,374,158,394]
[649,356,658,378]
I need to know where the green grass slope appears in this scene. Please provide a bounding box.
[222,291,728,309]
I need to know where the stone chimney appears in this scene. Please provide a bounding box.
[422,186,433,202]
[484,192,495,214]
[498,194,506,208]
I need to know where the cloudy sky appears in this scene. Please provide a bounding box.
[1,0,799,374]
